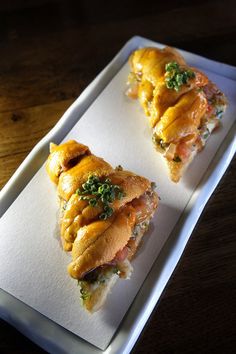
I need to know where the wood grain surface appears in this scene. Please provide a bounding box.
[0,1,235,353]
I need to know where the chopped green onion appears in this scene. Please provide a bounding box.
[202,129,210,140]
[152,135,168,150]
[78,282,91,301]
[216,109,223,119]
[76,174,125,220]
[89,198,98,207]
[165,61,195,92]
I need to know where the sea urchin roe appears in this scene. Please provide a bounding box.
[165,61,195,92]
[76,174,125,220]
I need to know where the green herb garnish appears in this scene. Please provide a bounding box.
[216,109,223,119]
[99,205,114,220]
[165,61,195,91]
[78,281,91,301]
[112,266,120,275]
[202,129,210,140]
[81,266,121,288]
[173,156,182,163]
[152,135,168,150]
[76,174,125,220]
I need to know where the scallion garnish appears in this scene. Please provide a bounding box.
[76,174,125,220]
[165,61,195,92]
[78,281,91,301]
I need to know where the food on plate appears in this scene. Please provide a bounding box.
[46,140,158,312]
[127,46,228,182]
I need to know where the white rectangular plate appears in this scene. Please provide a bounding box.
[0,36,235,354]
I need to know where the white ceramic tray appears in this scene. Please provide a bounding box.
[0,36,235,354]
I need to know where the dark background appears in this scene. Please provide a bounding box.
[0,0,235,353]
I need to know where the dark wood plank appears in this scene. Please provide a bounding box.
[0,99,73,188]
[0,0,235,112]
[0,1,235,353]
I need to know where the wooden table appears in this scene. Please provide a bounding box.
[0,1,235,353]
